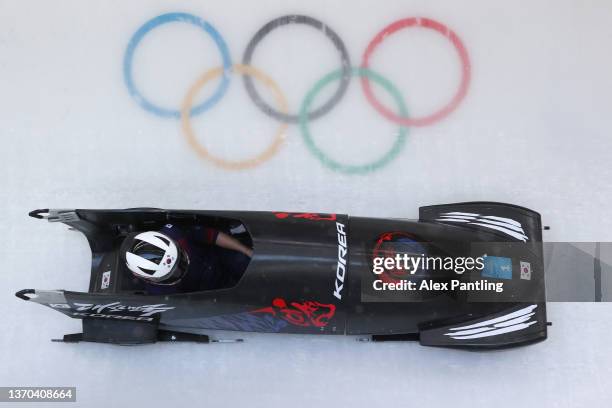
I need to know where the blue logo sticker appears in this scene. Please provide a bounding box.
[482,256,513,280]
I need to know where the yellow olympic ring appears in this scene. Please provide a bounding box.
[181,64,289,170]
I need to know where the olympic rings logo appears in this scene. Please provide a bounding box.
[123,13,471,174]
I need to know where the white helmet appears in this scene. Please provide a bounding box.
[122,231,188,284]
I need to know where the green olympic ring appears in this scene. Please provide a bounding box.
[299,67,408,174]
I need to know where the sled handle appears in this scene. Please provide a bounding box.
[28,209,50,219]
[15,289,36,300]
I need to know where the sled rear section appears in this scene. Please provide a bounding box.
[18,209,350,344]
[345,202,548,349]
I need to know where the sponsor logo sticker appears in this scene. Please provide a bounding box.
[482,256,513,280]
[101,271,111,289]
[520,261,532,280]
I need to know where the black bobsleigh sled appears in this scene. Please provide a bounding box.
[17,202,548,349]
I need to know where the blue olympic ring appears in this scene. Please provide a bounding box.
[123,12,232,118]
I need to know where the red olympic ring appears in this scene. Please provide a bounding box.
[360,17,471,127]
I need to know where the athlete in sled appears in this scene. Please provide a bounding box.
[122,224,252,295]
[16,202,548,349]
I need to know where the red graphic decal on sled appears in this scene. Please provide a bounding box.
[252,298,336,328]
[373,231,423,284]
[273,212,337,221]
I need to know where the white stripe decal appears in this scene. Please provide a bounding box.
[436,218,469,223]
[439,215,475,220]
[444,305,539,340]
[448,305,537,331]
[443,326,493,336]
[471,218,525,233]
[443,212,480,216]
[470,222,528,242]
[481,215,522,228]
[447,321,538,340]
[437,212,529,242]
[493,313,535,328]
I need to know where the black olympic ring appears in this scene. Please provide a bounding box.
[241,15,352,124]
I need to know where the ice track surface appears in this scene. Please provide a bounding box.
[1,0,612,407]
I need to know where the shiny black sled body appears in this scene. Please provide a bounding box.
[17,202,547,349]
